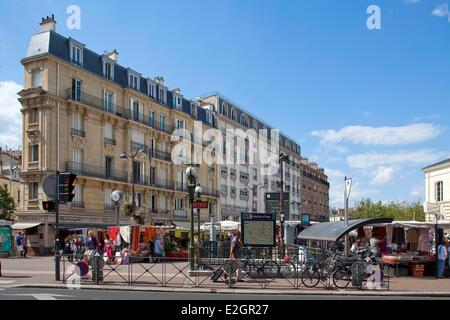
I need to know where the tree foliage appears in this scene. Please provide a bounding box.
[0,185,15,221]
[351,198,425,222]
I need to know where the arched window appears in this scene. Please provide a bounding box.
[240,114,249,127]
[230,107,237,122]
[220,102,228,116]
[253,119,258,131]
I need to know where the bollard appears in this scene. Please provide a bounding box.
[54,252,60,281]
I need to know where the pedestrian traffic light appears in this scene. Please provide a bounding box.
[58,172,77,203]
[42,200,55,212]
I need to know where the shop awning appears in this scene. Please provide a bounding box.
[12,222,43,230]
[298,218,394,242]
[173,221,191,231]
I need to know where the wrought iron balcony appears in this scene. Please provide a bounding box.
[65,161,128,183]
[104,137,116,145]
[71,128,85,138]
[175,182,188,192]
[131,141,146,152]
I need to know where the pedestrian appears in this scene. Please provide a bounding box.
[22,234,28,258]
[370,232,381,259]
[104,234,114,263]
[64,235,73,262]
[15,232,24,258]
[154,234,165,262]
[437,241,447,278]
[85,230,98,264]
[229,230,243,282]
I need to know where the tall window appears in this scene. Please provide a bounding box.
[30,144,39,162]
[104,123,113,140]
[105,188,113,207]
[148,110,155,127]
[149,194,156,213]
[72,113,82,131]
[150,166,156,185]
[436,181,444,202]
[148,83,156,99]
[176,119,185,130]
[104,62,112,80]
[32,70,41,88]
[105,156,113,178]
[74,184,83,205]
[72,79,81,101]
[159,88,166,104]
[175,198,184,211]
[29,108,39,124]
[131,100,140,121]
[71,45,83,65]
[159,195,166,212]
[29,182,38,200]
[104,91,114,112]
[231,108,237,121]
[129,74,138,90]
[160,114,166,132]
[72,148,83,164]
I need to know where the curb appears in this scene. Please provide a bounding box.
[10,283,450,297]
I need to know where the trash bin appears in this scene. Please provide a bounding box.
[92,253,105,284]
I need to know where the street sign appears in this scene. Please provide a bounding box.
[265,192,290,219]
[43,174,57,200]
[193,201,208,209]
[241,213,276,247]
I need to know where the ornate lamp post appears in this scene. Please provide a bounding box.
[186,164,198,270]
[120,148,146,218]
[195,184,203,236]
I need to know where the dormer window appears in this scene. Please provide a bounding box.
[148,81,156,99]
[173,95,182,109]
[206,110,213,126]
[191,103,197,117]
[129,74,138,90]
[103,62,113,80]
[127,69,140,91]
[158,87,167,104]
[70,45,83,66]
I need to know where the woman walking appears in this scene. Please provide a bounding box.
[437,241,447,278]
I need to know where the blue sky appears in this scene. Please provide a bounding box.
[0,0,449,208]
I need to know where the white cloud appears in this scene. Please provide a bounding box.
[0,81,23,148]
[311,123,443,147]
[410,185,423,199]
[371,166,395,185]
[432,3,450,21]
[347,149,450,170]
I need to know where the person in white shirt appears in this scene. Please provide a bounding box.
[437,241,447,278]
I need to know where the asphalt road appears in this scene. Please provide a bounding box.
[0,287,449,300]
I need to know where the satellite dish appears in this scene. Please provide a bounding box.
[111,190,124,203]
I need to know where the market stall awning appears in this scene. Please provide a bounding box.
[298,218,394,242]
[12,222,43,230]
[173,221,191,231]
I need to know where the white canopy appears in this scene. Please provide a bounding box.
[12,222,43,230]
[201,221,240,231]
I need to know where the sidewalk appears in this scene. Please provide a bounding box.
[1,256,450,296]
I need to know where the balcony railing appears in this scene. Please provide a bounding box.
[202,187,219,198]
[159,209,169,215]
[222,205,248,214]
[153,149,171,162]
[173,210,187,219]
[66,161,128,183]
[71,128,85,138]
[131,141,146,152]
[104,137,116,145]
[65,88,174,135]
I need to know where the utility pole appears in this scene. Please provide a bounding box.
[344,176,352,257]
[279,153,288,256]
[54,170,60,281]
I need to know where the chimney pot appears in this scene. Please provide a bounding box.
[40,14,56,32]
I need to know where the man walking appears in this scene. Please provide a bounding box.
[229,230,243,282]
[15,232,24,258]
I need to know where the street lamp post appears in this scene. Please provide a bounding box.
[195,184,203,240]
[120,148,146,219]
[279,153,288,256]
[344,177,352,257]
[186,165,198,271]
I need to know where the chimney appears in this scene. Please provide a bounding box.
[105,49,119,62]
[173,88,181,95]
[40,14,56,32]
[154,76,165,85]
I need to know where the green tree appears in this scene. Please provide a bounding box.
[0,185,15,221]
[351,198,425,221]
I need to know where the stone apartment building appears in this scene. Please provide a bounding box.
[198,94,326,222]
[16,17,219,248]
[16,16,329,251]
[300,158,330,222]
[0,148,22,207]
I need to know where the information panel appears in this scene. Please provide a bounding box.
[265,192,290,220]
[241,213,276,247]
[0,226,12,253]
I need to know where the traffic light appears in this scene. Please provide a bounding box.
[58,172,77,203]
[42,201,55,212]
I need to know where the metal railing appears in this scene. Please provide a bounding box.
[72,201,84,208]
[104,137,116,145]
[71,128,85,138]
[65,161,128,183]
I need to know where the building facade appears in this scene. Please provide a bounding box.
[423,158,450,222]
[300,158,330,222]
[17,17,219,250]
[198,93,317,222]
[0,148,22,207]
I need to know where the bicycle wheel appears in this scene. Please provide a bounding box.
[263,260,280,278]
[332,268,351,289]
[301,266,320,288]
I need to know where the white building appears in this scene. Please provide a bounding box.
[423,159,450,222]
[198,92,304,222]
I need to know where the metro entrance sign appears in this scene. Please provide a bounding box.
[193,201,208,209]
